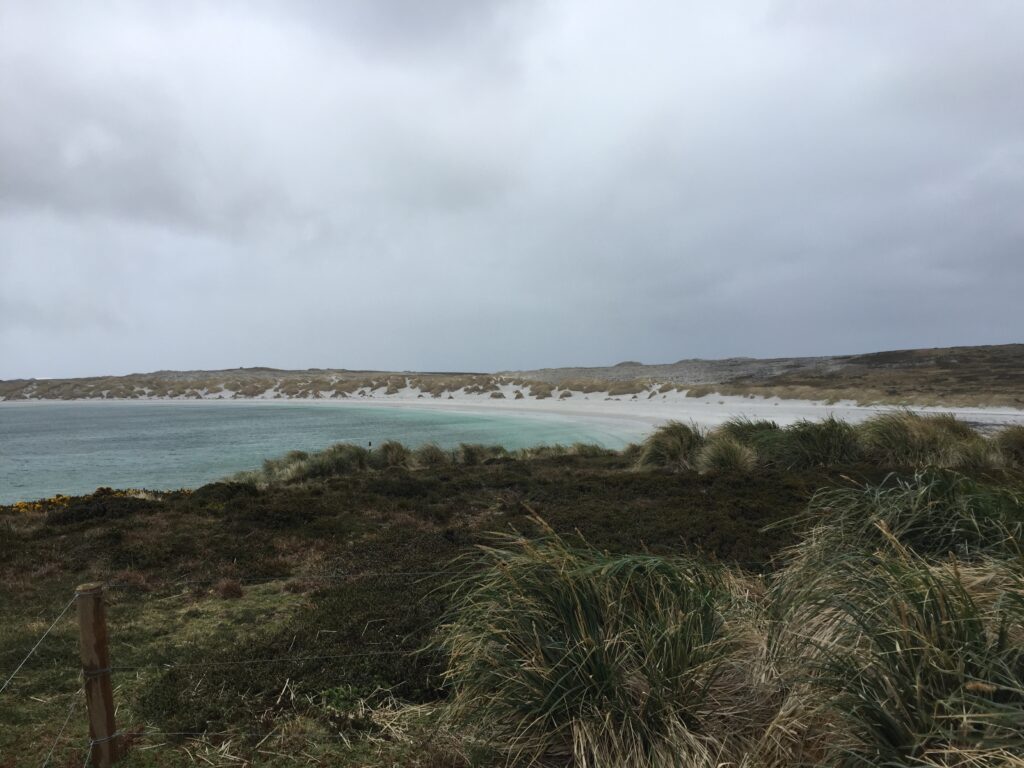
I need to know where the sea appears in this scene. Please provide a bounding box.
[0,400,638,504]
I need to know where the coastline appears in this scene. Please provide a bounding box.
[4,386,1024,435]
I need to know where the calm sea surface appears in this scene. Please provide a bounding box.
[0,401,635,503]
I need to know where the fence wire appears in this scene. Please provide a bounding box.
[0,596,76,697]
[40,690,81,768]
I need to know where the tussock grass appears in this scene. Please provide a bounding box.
[695,436,758,475]
[714,416,780,444]
[781,470,1023,566]
[858,411,986,467]
[636,421,706,471]
[529,383,554,399]
[704,413,1003,473]
[995,425,1024,467]
[764,416,862,469]
[436,527,736,767]
[367,441,411,470]
[304,443,370,478]
[773,551,1024,767]
[230,413,1011,493]
[413,442,450,468]
[457,443,507,466]
[605,380,648,396]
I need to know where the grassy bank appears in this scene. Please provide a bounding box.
[1,413,1022,766]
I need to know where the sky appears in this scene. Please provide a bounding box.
[1,1,1022,379]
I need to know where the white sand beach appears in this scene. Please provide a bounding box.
[8,381,1024,445]
[88,381,1019,441]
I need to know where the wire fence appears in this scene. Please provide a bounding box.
[5,558,781,765]
[0,596,76,697]
[1,569,450,766]
[40,690,80,768]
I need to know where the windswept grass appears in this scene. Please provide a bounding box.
[858,411,989,467]
[436,527,735,767]
[413,442,450,468]
[636,421,706,471]
[715,416,780,445]
[695,436,758,475]
[233,440,609,487]
[761,416,862,469]
[4,423,1023,765]
[995,425,1024,467]
[695,412,1007,473]
[781,470,1023,566]
[773,551,1024,767]
[457,443,507,466]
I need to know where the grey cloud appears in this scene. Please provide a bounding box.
[1,1,1022,378]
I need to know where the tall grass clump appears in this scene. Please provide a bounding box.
[437,529,736,767]
[995,425,1024,467]
[783,470,1023,566]
[367,440,411,469]
[750,416,861,469]
[714,417,780,446]
[256,449,311,484]
[858,411,987,468]
[774,551,1024,767]
[301,442,369,479]
[413,442,450,468]
[695,436,757,475]
[636,421,706,471]
[457,443,507,466]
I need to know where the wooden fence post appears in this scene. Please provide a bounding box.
[76,583,122,767]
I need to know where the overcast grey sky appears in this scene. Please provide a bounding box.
[1,1,1022,378]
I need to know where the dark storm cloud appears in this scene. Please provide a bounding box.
[1,1,1022,378]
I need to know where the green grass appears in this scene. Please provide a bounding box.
[714,416,780,444]
[436,526,733,766]
[765,416,862,469]
[413,442,451,468]
[858,411,987,467]
[635,421,706,471]
[694,436,758,475]
[995,425,1024,467]
[778,469,1023,571]
[773,551,1024,767]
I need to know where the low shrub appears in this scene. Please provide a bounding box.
[214,577,243,599]
[511,444,571,460]
[570,442,614,458]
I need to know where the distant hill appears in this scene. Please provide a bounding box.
[2,344,1021,408]
[506,344,1024,407]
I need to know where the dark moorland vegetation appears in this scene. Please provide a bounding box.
[1,413,1022,766]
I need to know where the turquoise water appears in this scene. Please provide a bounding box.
[0,401,635,503]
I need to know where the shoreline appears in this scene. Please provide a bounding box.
[4,388,1024,435]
